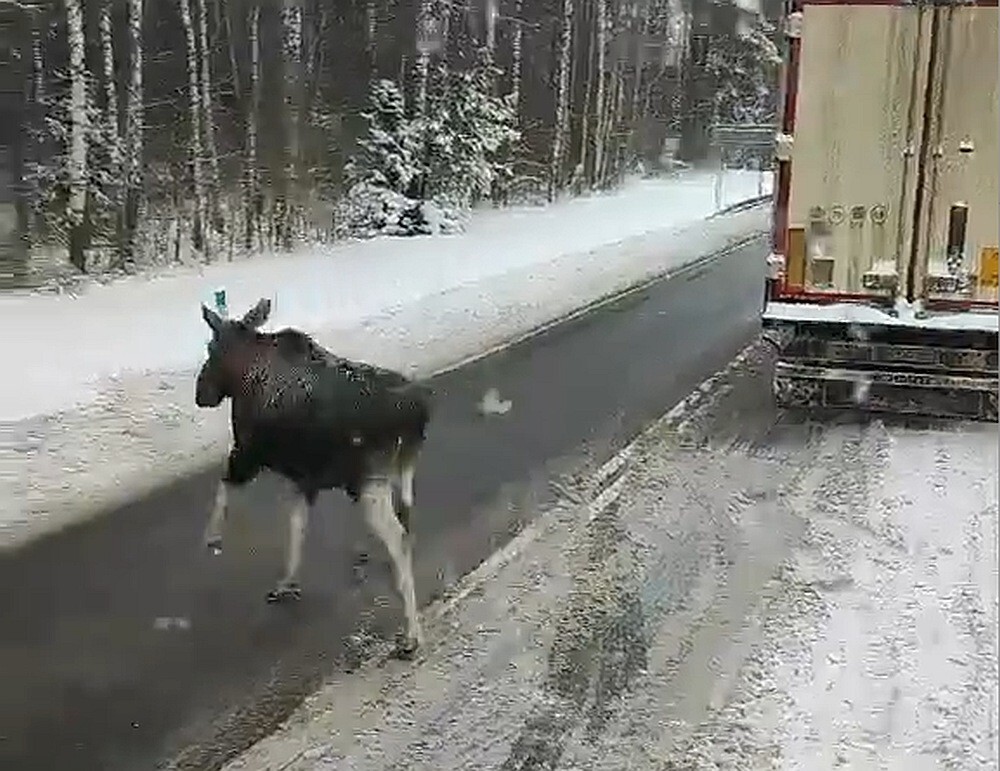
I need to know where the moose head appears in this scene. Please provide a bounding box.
[195,297,272,408]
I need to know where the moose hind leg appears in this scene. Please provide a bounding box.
[266,494,310,603]
[361,478,422,659]
[204,480,230,555]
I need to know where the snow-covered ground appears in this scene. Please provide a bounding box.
[221,338,999,771]
[0,169,770,552]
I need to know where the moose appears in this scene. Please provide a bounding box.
[195,297,433,659]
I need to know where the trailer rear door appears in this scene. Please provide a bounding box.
[774,0,998,312]
[909,2,999,309]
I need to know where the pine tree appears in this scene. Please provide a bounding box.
[421,53,519,220]
[339,79,426,238]
[704,19,781,169]
[707,20,781,127]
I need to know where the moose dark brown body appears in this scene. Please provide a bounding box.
[195,298,432,659]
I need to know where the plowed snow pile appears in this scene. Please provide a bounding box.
[223,342,998,771]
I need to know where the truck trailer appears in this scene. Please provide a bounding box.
[762,0,999,421]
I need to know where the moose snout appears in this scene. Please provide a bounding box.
[195,389,223,408]
[195,370,225,408]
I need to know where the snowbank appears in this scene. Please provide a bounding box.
[1,169,770,552]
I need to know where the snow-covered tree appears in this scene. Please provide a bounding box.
[338,78,425,238]
[421,53,519,216]
[340,62,517,239]
[707,19,781,127]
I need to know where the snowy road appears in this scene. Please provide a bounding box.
[0,233,769,770]
[224,340,999,771]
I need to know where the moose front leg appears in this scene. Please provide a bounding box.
[206,446,259,556]
[266,494,311,603]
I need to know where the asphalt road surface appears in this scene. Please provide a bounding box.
[0,232,768,771]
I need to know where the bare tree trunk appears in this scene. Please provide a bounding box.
[510,0,522,114]
[484,0,498,64]
[244,4,261,251]
[100,2,120,165]
[628,1,650,164]
[366,0,377,71]
[197,0,222,236]
[28,13,46,236]
[100,0,123,246]
[548,0,574,202]
[178,0,206,255]
[593,0,611,188]
[577,0,593,184]
[223,0,241,98]
[122,0,144,267]
[209,0,227,101]
[608,57,627,184]
[414,0,434,118]
[64,0,89,272]
[629,1,649,130]
[441,1,452,68]
[278,0,303,250]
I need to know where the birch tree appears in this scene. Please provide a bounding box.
[27,9,47,234]
[223,0,241,100]
[484,0,498,68]
[414,0,435,119]
[609,56,626,183]
[197,0,222,234]
[548,0,574,201]
[278,0,303,249]
[629,0,651,152]
[509,0,522,116]
[178,0,207,254]
[99,0,123,241]
[576,1,594,188]
[99,2,120,169]
[244,4,261,251]
[592,0,609,188]
[64,0,89,271]
[366,0,377,71]
[122,0,144,266]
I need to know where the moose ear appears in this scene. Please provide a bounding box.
[201,303,223,333]
[241,297,272,329]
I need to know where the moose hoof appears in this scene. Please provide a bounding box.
[393,633,420,661]
[266,583,302,604]
[205,538,223,556]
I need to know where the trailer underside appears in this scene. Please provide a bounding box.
[762,303,999,422]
